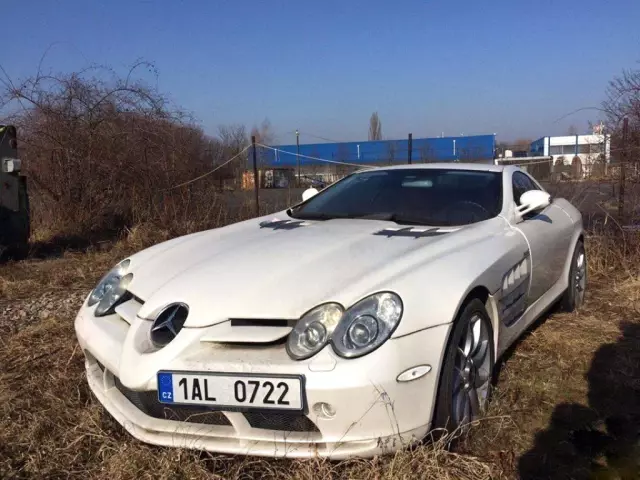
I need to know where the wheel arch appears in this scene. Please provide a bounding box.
[560,230,586,287]
[428,284,498,433]
[452,285,500,361]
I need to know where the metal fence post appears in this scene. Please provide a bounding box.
[408,133,412,164]
[252,135,259,217]
[296,129,300,187]
[618,117,628,221]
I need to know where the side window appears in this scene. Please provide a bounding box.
[512,172,537,206]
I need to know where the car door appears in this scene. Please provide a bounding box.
[511,171,573,305]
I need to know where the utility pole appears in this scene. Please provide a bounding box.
[408,133,413,164]
[618,117,628,221]
[296,129,300,187]
[252,135,259,217]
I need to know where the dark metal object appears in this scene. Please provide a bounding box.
[252,135,259,216]
[618,117,628,221]
[296,129,300,187]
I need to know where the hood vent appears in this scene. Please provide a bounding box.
[230,318,297,328]
[201,319,295,344]
[259,219,310,230]
[373,226,459,238]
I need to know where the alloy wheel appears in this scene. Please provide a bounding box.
[574,250,586,307]
[452,313,492,426]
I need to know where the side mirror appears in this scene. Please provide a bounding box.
[516,190,551,219]
[302,187,319,202]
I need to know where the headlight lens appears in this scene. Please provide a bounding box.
[88,259,133,317]
[331,292,403,358]
[286,303,343,360]
[347,315,378,347]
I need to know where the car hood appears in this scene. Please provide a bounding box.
[127,212,498,327]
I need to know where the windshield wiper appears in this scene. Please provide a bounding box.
[356,212,438,225]
[287,211,349,221]
[288,210,444,225]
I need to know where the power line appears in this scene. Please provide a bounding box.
[163,145,251,191]
[258,144,375,169]
[275,130,343,144]
[296,130,343,143]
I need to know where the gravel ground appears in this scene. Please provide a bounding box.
[0,291,87,337]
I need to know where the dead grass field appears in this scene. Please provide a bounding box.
[1,225,639,479]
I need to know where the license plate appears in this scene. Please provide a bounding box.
[157,371,304,411]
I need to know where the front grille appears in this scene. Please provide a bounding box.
[113,376,231,426]
[243,411,320,433]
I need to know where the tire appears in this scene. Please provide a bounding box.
[560,240,586,312]
[431,298,495,439]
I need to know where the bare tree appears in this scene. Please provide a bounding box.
[218,124,248,153]
[567,125,578,135]
[368,111,382,141]
[0,61,231,237]
[602,64,640,157]
[250,118,275,168]
[250,118,275,145]
[217,124,248,184]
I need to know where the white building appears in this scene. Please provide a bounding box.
[529,134,611,176]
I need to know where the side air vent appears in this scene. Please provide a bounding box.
[243,411,320,433]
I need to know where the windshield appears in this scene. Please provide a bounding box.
[289,168,503,226]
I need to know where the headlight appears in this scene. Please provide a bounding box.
[286,303,343,360]
[331,292,403,358]
[87,259,133,317]
[286,292,403,361]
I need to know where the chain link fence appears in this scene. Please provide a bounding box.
[497,156,640,229]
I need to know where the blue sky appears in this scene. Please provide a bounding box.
[3,0,639,145]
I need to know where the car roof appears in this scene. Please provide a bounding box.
[357,162,506,173]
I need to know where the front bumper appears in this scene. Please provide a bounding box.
[74,299,451,459]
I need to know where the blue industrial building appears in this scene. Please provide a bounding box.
[259,134,496,167]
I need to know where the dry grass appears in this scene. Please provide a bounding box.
[1,225,639,479]
[0,317,495,479]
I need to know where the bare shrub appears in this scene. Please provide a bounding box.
[0,62,251,242]
[602,64,640,152]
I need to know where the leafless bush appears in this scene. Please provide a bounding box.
[602,64,640,151]
[0,62,252,242]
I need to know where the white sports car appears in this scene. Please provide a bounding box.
[74,163,586,459]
